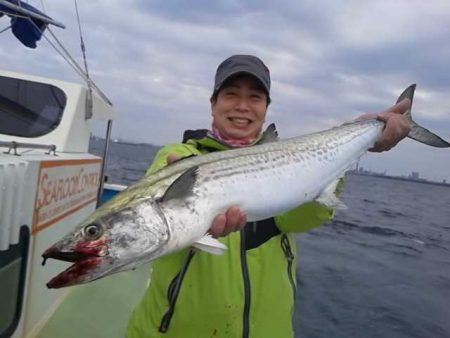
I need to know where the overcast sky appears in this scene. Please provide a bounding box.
[1,0,449,181]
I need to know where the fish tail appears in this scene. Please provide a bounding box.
[399,84,450,148]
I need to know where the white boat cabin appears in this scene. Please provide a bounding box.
[0,69,116,338]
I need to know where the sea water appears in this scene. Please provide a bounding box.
[295,174,450,338]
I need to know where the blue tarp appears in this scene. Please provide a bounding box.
[0,0,52,48]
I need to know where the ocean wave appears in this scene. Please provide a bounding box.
[378,208,407,219]
[382,243,424,257]
[329,220,408,238]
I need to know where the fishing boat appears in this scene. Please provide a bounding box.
[0,2,145,337]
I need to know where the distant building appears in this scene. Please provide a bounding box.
[409,171,420,180]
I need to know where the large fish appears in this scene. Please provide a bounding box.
[42,84,449,288]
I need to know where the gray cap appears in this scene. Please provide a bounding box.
[213,55,271,100]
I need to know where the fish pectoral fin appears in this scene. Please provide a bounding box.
[316,179,347,210]
[161,165,199,202]
[192,234,228,255]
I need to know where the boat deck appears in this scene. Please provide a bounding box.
[37,264,149,338]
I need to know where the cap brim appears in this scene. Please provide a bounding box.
[214,69,270,96]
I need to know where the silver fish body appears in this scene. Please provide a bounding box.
[185,120,381,219]
[42,85,449,288]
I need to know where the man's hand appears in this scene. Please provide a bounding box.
[209,205,247,237]
[166,153,183,164]
[356,99,412,152]
[166,154,247,237]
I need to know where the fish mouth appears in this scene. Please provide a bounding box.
[42,242,108,289]
[42,250,97,263]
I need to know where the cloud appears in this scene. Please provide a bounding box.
[1,0,449,180]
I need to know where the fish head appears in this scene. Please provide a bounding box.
[43,200,169,288]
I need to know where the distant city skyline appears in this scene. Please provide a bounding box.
[354,164,448,185]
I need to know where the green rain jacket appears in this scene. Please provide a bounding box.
[126,129,334,338]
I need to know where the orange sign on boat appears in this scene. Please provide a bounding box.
[33,159,102,234]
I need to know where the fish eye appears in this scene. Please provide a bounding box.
[83,223,104,240]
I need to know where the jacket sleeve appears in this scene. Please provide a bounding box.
[146,143,201,175]
[274,178,345,233]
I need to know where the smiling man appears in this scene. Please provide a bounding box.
[210,55,270,144]
[126,55,411,338]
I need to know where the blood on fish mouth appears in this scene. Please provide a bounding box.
[46,256,102,289]
[42,240,108,288]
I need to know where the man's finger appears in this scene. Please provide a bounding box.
[166,154,180,164]
[353,112,378,122]
[384,98,411,115]
[225,206,243,233]
[210,214,226,237]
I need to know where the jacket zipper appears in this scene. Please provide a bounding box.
[281,234,297,300]
[241,227,251,338]
[159,249,195,333]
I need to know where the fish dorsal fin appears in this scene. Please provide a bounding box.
[161,165,199,202]
[258,123,279,144]
[192,234,228,255]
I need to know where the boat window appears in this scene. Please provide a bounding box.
[0,76,66,137]
[0,226,30,338]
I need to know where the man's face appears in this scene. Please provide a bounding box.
[211,75,268,141]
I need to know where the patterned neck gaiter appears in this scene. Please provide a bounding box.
[208,123,257,148]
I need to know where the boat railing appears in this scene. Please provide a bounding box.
[0,141,57,156]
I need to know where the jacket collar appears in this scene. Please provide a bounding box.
[182,129,266,151]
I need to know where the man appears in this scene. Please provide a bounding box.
[126,55,411,338]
